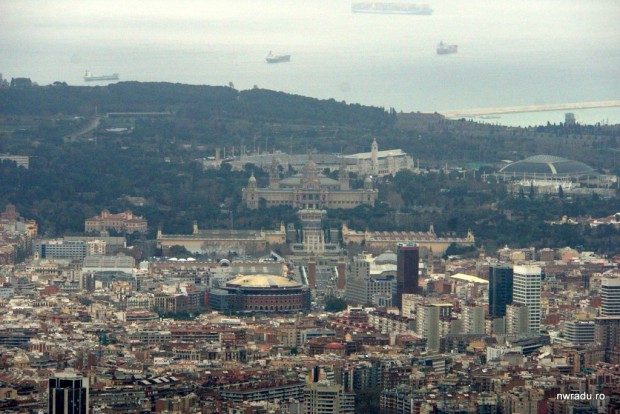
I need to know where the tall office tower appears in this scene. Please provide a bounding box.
[512,265,542,333]
[48,373,89,414]
[601,276,620,316]
[564,319,595,345]
[345,253,396,306]
[417,304,441,352]
[488,263,514,318]
[396,244,419,309]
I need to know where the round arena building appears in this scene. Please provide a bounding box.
[499,155,596,179]
[208,274,310,313]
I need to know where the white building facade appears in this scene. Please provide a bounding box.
[512,265,542,333]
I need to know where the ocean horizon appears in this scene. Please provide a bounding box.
[2,0,619,127]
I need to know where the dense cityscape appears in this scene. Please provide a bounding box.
[0,104,619,414]
[2,0,620,410]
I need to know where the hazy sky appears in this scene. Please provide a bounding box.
[2,0,619,123]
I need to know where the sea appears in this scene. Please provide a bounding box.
[1,0,619,127]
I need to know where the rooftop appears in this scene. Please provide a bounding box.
[499,155,595,177]
[226,274,302,289]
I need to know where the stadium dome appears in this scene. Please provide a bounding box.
[375,251,397,265]
[499,155,595,178]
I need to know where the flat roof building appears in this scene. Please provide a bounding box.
[396,244,419,309]
[512,265,542,333]
[602,276,620,317]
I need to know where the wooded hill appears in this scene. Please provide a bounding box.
[0,81,618,255]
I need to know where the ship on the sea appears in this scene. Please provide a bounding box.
[83,70,120,82]
[351,2,433,15]
[436,41,458,55]
[266,51,291,64]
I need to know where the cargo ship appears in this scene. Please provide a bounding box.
[351,2,433,15]
[83,70,120,81]
[266,51,291,63]
[436,41,458,55]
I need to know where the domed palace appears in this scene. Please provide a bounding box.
[242,157,377,210]
[207,274,311,313]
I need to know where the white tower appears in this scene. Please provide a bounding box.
[602,276,620,316]
[371,138,379,175]
[512,265,542,333]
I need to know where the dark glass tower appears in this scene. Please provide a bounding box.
[488,264,513,318]
[396,244,419,309]
[48,375,88,414]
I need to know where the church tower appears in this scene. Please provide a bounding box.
[243,171,259,209]
[371,138,379,175]
[269,157,280,189]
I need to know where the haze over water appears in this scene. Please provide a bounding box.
[2,0,619,126]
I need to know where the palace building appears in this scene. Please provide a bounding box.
[242,157,377,210]
[342,224,475,257]
[228,139,414,178]
[85,209,148,233]
[157,221,287,256]
[343,138,414,177]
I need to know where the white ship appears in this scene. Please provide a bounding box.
[84,70,120,81]
[436,42,458,55]
[266,51,291,63]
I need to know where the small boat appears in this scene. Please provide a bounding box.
[266,51,291,63]
[84,70,119,81]
[436,41,458,55]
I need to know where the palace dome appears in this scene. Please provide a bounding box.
[499,155,595,178]
[303,159,318,172]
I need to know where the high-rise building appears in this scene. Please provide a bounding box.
[415,303,452,352]
[595,316,620,364]
[564,319,595,345]
[48,373,89,414]
[421,305,441,352]
[345,253,396,306]
[396,244,419,309]
[506,303,530,335]
[601,276,620,316]
[488,263,513,318]
[463,305,485,334]
[512,265,542,333]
